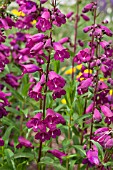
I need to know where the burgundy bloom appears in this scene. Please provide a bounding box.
[52,8,66,27]
[53,42,70,62]
[40,0,48,4]
[35,131,51,142]
[15,15,34,29]
[52,88,66,99]
[0,17,15,30]
[29,74,45,101]
[74,48,92,64]
[4,73,20,88]
[36,17,51,32]
[16,136,33,148]
[26,33,45,48]
[21,64,42,74]
[48,149,67,164]
[47,71,66,91]
[19,1,37,14]
[26,113,42,132]
[0,137,4,146]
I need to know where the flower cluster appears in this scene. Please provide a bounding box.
[26,109,66,142]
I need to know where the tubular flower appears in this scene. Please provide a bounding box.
[53,42,70,62]
[26,109,65,142]
[48,149,67,164]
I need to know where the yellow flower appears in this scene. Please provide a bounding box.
[61,67,66,71]
[61,98,66,104]
[11,9,25,17]
[109,89,113,96]
[76,64,82,70]
[64,67,76,75]
[100,78,107,81]
[31,20,37,25]
[84,69,92,74]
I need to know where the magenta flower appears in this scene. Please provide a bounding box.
[0,17,15,30]
[83,26,92,33]
[52,8,66,27]
[66,12,74,19]
[19,1,37,14]
[0,91,10,118]
[29,74,45,101]
[48,149,67,164]
[35,131,51,142]
[87,150,99,165]
[30,42,44,54]
[53,42,70,62]
[93,127,113,148]
[105,138,113,149]
[15,15,34,29]
[81,14,90,21]
[4,73,20,88]
[26,113,42,132]
[86,102,94,113]
[82,3,94,13]
[36,17,51,32]
[27,109,65,142]
[100,105,113,117]
[83,148,99,166]
[74,48,92,64]
[21,64,42,74]
[58,37,70,44]
[0,137,4,146]
[47,71,66,91]
[16,136,33,149]
[93,108,102,122]
[100,25,113,37]
[52,88,66,99]
[40,0,48,4]
[26,33,45,47]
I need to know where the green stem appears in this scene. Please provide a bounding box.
[72,0,79,80]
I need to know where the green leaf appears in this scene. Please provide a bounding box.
[4,149,16,170]
[73,145,86,157]
[62,139,71,150]
[40,156,54,164]
[0,166,11,170]
[90,140,104,161]
[75,113,92,126]
[53,164,67,170]
[14,152,34,160]
[2,82,24,102]
[2,126,15,146]
[2,117,19,132]
[5,106,20,115]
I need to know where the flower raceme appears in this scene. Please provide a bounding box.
[26,109,66,142]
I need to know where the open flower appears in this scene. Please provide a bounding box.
[83,146,99,167]
[53,42,70,62]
